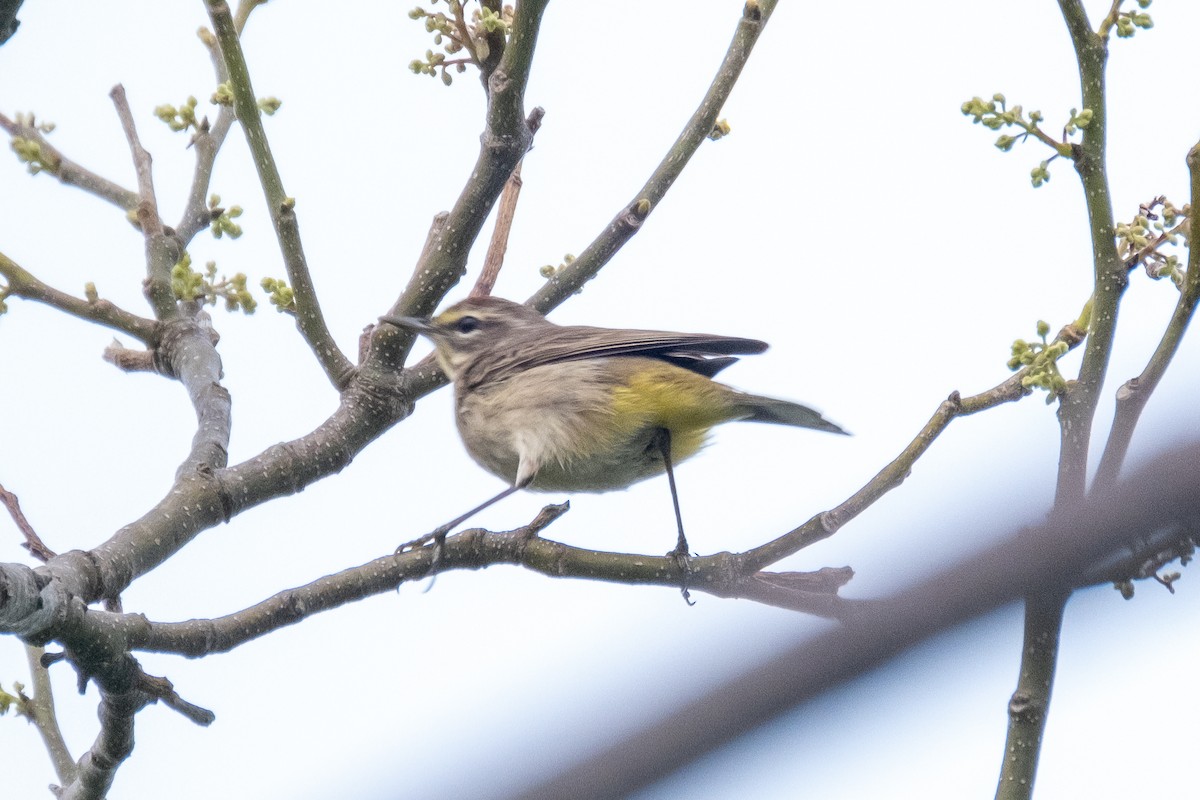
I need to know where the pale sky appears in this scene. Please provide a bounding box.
[2,2,1198,798]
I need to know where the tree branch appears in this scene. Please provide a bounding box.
[742,318,1084,573]
[205,0,355,388]
[471,107,545,299]
[23,644,76,785]
[0,111,140,211]
[176,1,266,243]
[1093,142,1200,492]
[1053,0,1125,505]
[81,504,847,661]
[504,439,1200,800]
[997,6,1126,798]
[383,0,780,400]
[0,250,160,343]
[368,0,547,377]
[111,83,181,321]
[529,0,779,312]
[0,481,55,561]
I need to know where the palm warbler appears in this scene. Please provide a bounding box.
[383,296,846,565]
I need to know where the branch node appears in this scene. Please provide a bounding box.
[819,510,842,534]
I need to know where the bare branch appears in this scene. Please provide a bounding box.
[109,85,160,235]
[0,111,140,210]
[204,0,355,388]
[471,108,545,299]
[1093,144,1200,491]
[110,84,181,321]
[530,0,780,312]
[0,250,160,343]
[102,340,158,373]
[23,645,76,785]
[173,109,237,244]
[53,657,212,800]
[742,318,1085,573]
[0,482,55,561]
[999,6,1126,798]
[1052,0,1126,505]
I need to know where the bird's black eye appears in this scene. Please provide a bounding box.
[453,315,480,334]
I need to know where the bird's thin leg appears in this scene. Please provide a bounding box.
[395,483,523,560]
[654,428,694,605]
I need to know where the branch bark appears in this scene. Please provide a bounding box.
[205,0,355,389]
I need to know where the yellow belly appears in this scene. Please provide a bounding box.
[456,358,747,492]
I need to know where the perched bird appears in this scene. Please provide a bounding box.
[383,297,845,569]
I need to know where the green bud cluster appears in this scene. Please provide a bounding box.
[1031,160,1051,188]
[171,252,257,313]
[1117,196,1190,289]
[154,96,199,132]
[961,93,1092,188]
[260,277,296,314]
[538,253,576,279]
[10,136,55,175]
[1114,1,1153,38]
[211,82,235,107]
[407,2,514,86]
[208,194,244,239]
[409,49,463,85]
[9,113,59,174]
[0,681,30,717]
[1008,319,1070,402]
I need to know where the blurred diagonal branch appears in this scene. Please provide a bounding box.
[505,439,1200,800]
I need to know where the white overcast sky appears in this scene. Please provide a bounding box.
[2,2,1199,798]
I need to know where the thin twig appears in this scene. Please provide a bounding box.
[529,0,779,312]
[0,112,140,210]
[1052,0,1124,506]
[0,251,160,343]
[741,319,1085,573]
[471,108,545,298]
[110,84,180,321]
[205,0,354,389]
[1093,144,1200,492]
[174,109,237,244]
[137,672,215,726]
[23,645,76,785]
[0,482,55,561]
[109,84,162,238]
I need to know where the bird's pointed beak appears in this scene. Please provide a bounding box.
[379,315,435,336]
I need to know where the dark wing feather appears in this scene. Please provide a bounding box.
[508,325,768,377]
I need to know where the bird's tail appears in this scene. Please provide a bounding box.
[738,394,849,435]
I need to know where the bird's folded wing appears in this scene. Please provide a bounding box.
[509,326,769,377]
